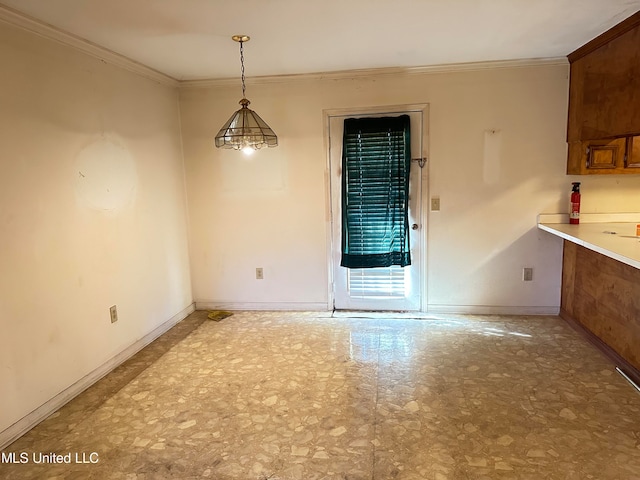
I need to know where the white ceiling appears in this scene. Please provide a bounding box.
[1,0,639,81]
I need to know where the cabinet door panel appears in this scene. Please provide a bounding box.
[626,136,640,168]
[567,138,627,174]
[586,140,621,169]
[581,27,640,140]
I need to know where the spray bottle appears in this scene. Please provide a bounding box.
[570,182,581,225]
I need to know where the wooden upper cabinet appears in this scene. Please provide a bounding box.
[566,10,640,174]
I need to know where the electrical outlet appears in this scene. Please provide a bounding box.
[256,267,264,280]
[431,196,440,211]
[110,305,118,323]
[523,268,533,282]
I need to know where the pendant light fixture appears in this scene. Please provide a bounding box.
[214,35,278,154]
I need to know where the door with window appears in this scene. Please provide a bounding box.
[328,105,427,311]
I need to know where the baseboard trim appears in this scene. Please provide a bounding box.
[0,302,195,450]
[559,308,640,389]
[194,302,559,316]
[426,305,560,315]
[195,301,330,311]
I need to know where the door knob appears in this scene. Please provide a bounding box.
[412,224,419,230]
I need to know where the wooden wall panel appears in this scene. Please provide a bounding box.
[563,241,640,372]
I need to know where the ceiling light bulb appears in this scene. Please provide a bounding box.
[242,145,256,155]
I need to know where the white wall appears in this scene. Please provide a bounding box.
[5,13,640,445]
[180,63,640,313]
[0,22,193,437]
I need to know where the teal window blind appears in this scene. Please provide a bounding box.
[341,115,411,269]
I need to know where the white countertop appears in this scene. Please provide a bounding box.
[538,214,640,269]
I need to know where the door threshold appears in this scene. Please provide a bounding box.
[331,310,434,320]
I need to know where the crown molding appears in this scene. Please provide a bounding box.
[0,4,567,91]
[179,57,569,89]
[0,4,178,87]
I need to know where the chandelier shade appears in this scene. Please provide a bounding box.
[214,98,278,150]
[214,35,278,151]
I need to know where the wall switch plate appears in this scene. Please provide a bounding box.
[431,196,440,211]
[110,305,118,323]
[256,267,264,280]
[523,268,533,281]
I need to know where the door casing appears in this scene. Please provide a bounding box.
[324,104,429,311]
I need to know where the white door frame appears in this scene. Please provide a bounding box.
[323,104,429,311]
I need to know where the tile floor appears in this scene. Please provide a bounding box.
[1,311,639,479]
